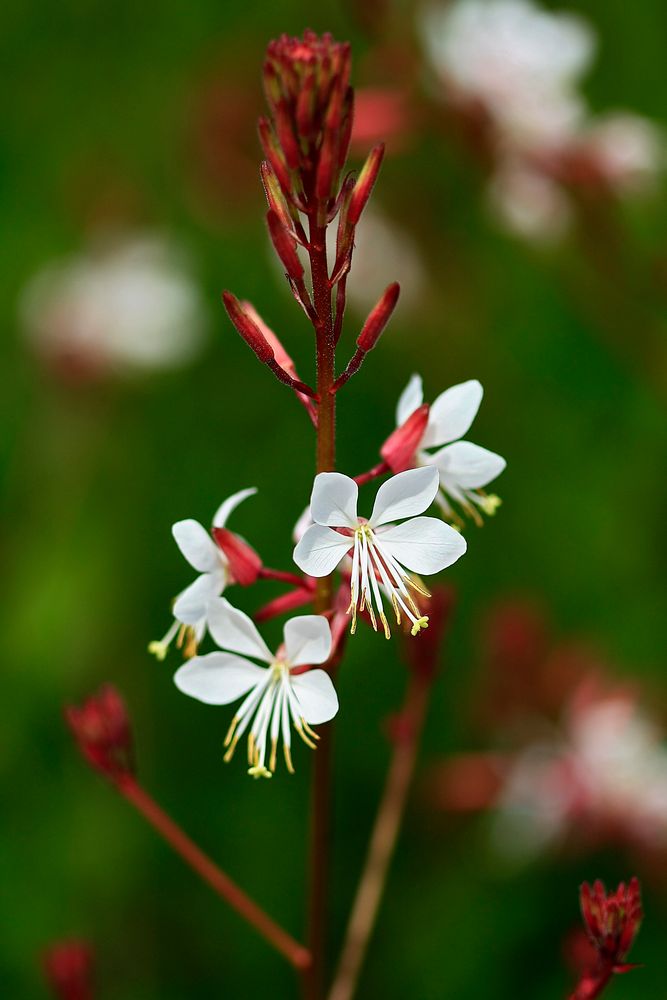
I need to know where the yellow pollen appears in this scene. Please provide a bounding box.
[411,616,430,637]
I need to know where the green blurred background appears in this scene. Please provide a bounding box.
[2,0,666,996]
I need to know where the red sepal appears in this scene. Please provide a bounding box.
[212,528,263,587]
[64,685,134,781]
[380,403,430,473]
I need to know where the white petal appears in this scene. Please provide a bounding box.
[212,487,257,528]
[378,516,467,573]
[172,519,220,572]
[369,467,439,527]
[309,472,358,527]
[174,652,265,705]
[432,441,506,488]
[207,597,273,662]
[293,524,351,576]
[173,571,224,625]
[396,373,424,426]
[283,615,332,667]
[291,669,339,725]
[421,380,483,448]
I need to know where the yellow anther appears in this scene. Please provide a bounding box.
[380,611,391,640]
[367,602,377,632]
[301,718,320,741]
[148,641,168,661]
[405,575,431,598]
[269,738,278,773]
[248,732,256,765]
[295,723,318,750]
[410,616,430,636]
[391,593,402,626]
[284,744,295,774]
[223,732,240,763]
[224,715,239,747]
[350,602,358,635]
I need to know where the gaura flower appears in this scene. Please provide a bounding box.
[293,467,466,637]
[149,488,257,660]
[382,375,506,524]
[174,599,338,778]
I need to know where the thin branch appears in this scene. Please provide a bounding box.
[327,673,432,1000]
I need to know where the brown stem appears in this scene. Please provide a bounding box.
[304,214,337,1000]
[326,674,432,1000]
[115,776,311,971]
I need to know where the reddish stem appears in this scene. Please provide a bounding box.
[353,462,389,487]
[115,775,311,971]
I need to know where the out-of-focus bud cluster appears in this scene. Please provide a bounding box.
[65,685,134,782]
[42,939,94,1000]
[569,878,643,998]
[420,0,664,242]
[19,235,206,380]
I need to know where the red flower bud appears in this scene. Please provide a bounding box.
[348,144,385,226]
[222,292,275,364]
[212,528,263,587]
[42,940,94,1000]
[580,878,642,965]
[356,282,400,352]
[65,685,133,781]
[266,210,304,281]
[380,403,430,473]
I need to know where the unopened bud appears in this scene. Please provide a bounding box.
[348,144,385,225]
[266,210,304,281]
[222,292,275,364]
[258,117,293,198]
[212,528,263,587]
[357,282,400,352]
[65,685,134,781]
[42,940,94,1000]
[260,161,293,232]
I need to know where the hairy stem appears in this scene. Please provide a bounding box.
[327,674,432,1000]
[116,776,311,970]
[304,217,337,1000]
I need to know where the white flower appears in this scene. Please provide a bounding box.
[488,162,572,242]
[579,113,664,193]
[19,235,206,377]
[393,375,506,523]
[149,488,256,660]
[174,599,338,778]
[293,467,466,637]
[421,0,594,145]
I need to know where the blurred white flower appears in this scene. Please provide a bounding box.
[493,691,667,858]
[577,113,664,192]
[20,235,206,377]
[420,0,594,145]
[488,162,572,242]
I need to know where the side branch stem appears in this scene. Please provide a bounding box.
[327,674,432,1000]
[115,776,311,971]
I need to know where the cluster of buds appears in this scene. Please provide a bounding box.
[64,685,134,782]
[571,879,642,998]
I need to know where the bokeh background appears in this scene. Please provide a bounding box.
[2,0,666,997]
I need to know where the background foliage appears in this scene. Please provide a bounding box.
[2,0,666,996]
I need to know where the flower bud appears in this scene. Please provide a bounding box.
[580,878,642,965]
[266,210,304,281]
[42,940,94,1000]
[348,144,385,226]
[222,292,275,364]
[65,685,134,781]
[356,282,400,352]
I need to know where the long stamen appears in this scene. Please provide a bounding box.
[360,531,377,630]
[366,542,391,639]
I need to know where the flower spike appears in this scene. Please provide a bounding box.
[293,468,466,637]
